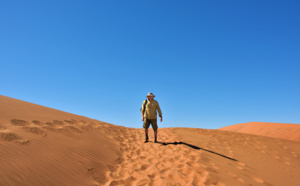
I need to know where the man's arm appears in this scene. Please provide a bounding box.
[156,102,162,122]
[141,100,145,121]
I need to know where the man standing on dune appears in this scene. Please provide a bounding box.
[141,92,162,143]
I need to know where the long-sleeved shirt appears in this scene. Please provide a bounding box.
[141,99,162,119]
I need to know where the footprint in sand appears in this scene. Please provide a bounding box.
[237,162,246,166]
[10,119,29,126]
[234,162,245,170]
[0,132,30,145]
[253,177,264,183]
[64,119,78,125]
[32,120,44,126]
[22,126,47,136]
[274,155,281,160]
[290,152,298,158]
[227,172,245,183]
[284,161,290,165]
[0,132,22,141]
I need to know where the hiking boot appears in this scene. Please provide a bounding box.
[145,136,149,142]
[154,138,158,143]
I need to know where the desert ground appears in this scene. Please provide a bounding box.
[0,95,299,186]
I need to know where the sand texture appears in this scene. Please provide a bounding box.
[219,122,300,142]
[1,95,300,185]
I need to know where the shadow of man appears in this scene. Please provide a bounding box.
[157,141,238,162]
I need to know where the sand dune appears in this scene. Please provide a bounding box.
[0,95,94,123]
[219,122,300,142]
[102,128,300,186]
[0,95,122,185]
[1,95,300,185]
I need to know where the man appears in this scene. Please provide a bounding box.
[141,92,162,143]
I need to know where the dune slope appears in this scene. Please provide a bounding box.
[219,122,300,142]
[0,95,123,185]
[101,127,300,186]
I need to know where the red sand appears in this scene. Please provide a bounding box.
[219,122,300,142]
[1,95,300,185]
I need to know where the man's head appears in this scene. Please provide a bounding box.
[146,92,155,100]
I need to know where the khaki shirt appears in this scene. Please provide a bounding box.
[141,99,162,119]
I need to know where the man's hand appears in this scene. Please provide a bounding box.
[142,117,144,121]
[160,117,162,122]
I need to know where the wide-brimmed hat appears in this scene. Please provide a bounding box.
[146,92,155,98]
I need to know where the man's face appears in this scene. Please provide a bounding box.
[148,96,154,100]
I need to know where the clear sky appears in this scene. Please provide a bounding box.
[1,1,299,129]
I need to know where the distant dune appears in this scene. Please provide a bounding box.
[219,122,300,142]
[1,95,300,185]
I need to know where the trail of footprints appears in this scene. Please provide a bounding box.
[0,119,99,144]
[104,129,223,186]
[0,121,30,145]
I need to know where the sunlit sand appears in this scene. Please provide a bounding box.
[0,95,299,185]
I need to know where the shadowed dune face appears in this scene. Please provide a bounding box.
[219,122,300,142]
[1,95,300,185]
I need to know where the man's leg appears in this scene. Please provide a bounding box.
[143,119,150,142]
[145,128,149,141]
[151,119,158,143]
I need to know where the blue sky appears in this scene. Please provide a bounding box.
[1,1,299,129]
